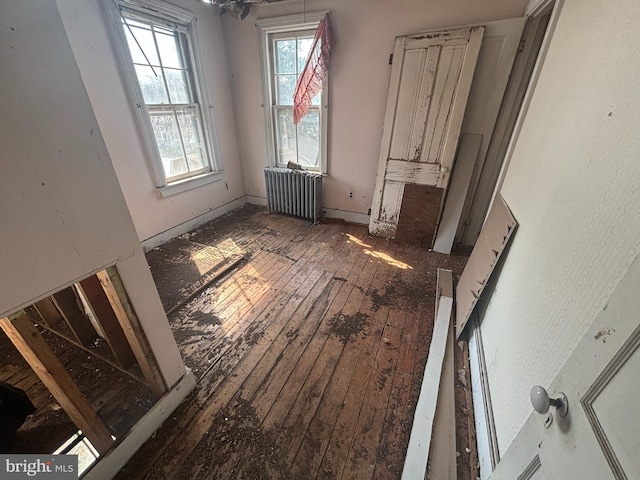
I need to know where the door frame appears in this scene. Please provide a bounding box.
[466,0,564,478]
[457,0,565,246]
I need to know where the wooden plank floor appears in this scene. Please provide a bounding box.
[120,205,468,479]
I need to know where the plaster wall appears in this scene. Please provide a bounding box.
[56,0,246,242]
[479,0,640,454]
[0,0,185,386]
[222,0,529,220]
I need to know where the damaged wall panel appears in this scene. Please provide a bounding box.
[455,194,517,338]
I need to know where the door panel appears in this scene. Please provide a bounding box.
[370,26,484,239]
[490,255,640,479]
[582,327,640,479]
[518,455,545,480]
[422,46,465,167]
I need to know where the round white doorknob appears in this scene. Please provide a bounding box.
[530,385,551,414]
[530,385,568,417]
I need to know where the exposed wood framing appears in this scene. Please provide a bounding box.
[33,318,147,385]
[52,286,99,347]
[33,297,62,328]
[0,312,114,454]
[95,268,167,398]
[77,277,136,369]
[402,269,454,480]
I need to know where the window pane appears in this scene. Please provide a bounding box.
[122,17,149,30]
[297,109,319,167]
[149,110,187,178]
[276,75,296,105]
[135,65,168,104]
[125,24,160,66]
[275,39,296,74]
[176,108,207,172]
[297,37,313,73]
[165,68,191,103]
[275,109,297,165]
[156,30,184,69]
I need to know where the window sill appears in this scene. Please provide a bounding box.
[157,171,223,198]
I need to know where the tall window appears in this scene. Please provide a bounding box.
[108,0,220,194]
[258,13,329,173]
[271,32,320,169]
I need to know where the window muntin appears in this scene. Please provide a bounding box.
[269,31,323,170]
[119,7,213,183]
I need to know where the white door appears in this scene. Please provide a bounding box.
[491,254,640,479]
[369,26,484,239]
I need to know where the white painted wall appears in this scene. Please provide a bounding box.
[478,0,640,455]
[56,0,246,243]
[0,0,185,386]
[222,0,528,220]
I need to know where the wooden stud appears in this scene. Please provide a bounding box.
[0,312,114,454]
[33,297,62,328]
[77,276,136,369]
[52,287,98,347]
[95,268,167,398]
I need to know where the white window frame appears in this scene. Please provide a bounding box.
[257,12,330,174]
[104,0,222,197]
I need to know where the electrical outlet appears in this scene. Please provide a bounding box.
[225,182,229,190]
[348,190,354,199]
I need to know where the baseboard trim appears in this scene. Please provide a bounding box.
[469,314,500,479]
[84,368,196,479]
[246,194,267,206]
[245,197,370,226]
[323,208,370,225]
[141,196,248,251]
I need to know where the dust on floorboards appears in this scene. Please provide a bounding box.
[119,204,472,479]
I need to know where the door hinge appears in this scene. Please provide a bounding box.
[388,54,393,65]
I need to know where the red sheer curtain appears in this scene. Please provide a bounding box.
[293,13,332,125]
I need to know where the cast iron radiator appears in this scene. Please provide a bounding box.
[264,168,323,224]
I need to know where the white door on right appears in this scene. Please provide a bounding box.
[491,254,640,479]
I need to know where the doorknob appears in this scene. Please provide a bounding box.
[530,385,568,417]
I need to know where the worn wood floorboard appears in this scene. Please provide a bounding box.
[118,208,468,480]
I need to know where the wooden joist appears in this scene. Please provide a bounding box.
[0,312,114,454]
